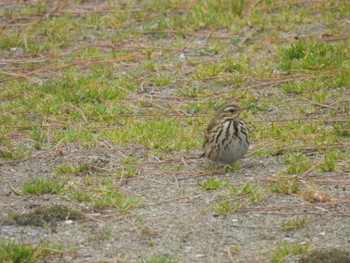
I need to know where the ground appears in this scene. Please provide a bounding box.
[0,1,350,262]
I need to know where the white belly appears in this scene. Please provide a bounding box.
[215,137,249,164]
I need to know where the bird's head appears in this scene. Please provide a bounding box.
[215,103,250,120]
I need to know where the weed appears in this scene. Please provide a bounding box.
[281,218,307,231]
[240,182,266,202]
[199,178,224,190]
[271,176,299,194]
[213,201,243,215]
[223,58,247,73]
[280,42,348,71]
[115,166,139,179]
[0,240,60,263]
[227,185,239,195]
[196,63,223,78]
[224,162,242,172]
[177,85,205,98]
[319,149,346,172]
[281,82,303,95]
[119,197,142,214]
[69,190,94,202]
[68,178,141,212]
[30,127,46,150]
[102,118,201,152]
[143,0,248,32]
[121,157,139,165]
[284,153,312,175]
[333,122,350,137]
[229,245,241,254]
[185,103,200,115]
[0,144,32,160]
[272,242,315,263]
[213,182,267,215]
[54,163,89,175]
[22,178,66,196]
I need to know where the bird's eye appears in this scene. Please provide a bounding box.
[229,109,236,113]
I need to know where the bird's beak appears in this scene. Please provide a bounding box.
[236,106,249,116]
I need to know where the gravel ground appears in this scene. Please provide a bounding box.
[1,146,350,262]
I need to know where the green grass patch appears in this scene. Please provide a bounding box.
[213,201,243,215]
[284,153,312,175]
[68,177,141,212]
[0,240,61,263]
[198,177,224,190]
[319,149,348,172]
[1,0,349,162]
[102,118,201,152]
[213,182,267,215]
[21,177,66,196]
[272,242,315,263]
[280,42,348,71]
[143,0,249,32]
[54,163,90,175]
[271,176,299,194]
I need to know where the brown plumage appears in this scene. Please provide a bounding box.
[202,103,250,165]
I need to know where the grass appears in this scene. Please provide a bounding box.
[0,240,61,263]
[0,0,349,261]
[213,182,267,215]
[271,242,315,263]
[0,0,347,201]
[284,153,312,175]
[280,42,348,71]
[21,178,66,196]
[281,218,307,231]
[54,163,90,175]
[67,177,141,212]
[198,177,224,190]
[271,176,299,194]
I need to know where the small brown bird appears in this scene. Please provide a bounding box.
[202,103,250,165]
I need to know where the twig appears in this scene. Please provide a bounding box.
[302,98,337,110]
[144,196,191,207]
[124,216,142,237]
[238,27,259,47]
[139,176,169,185]
[227,247,235,263]
[0,70,42,84]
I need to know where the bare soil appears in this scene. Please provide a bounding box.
[1,145,350,262]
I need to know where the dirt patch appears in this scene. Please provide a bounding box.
[1,146,350,262]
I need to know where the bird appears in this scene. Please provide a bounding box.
[202,103,250,165]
